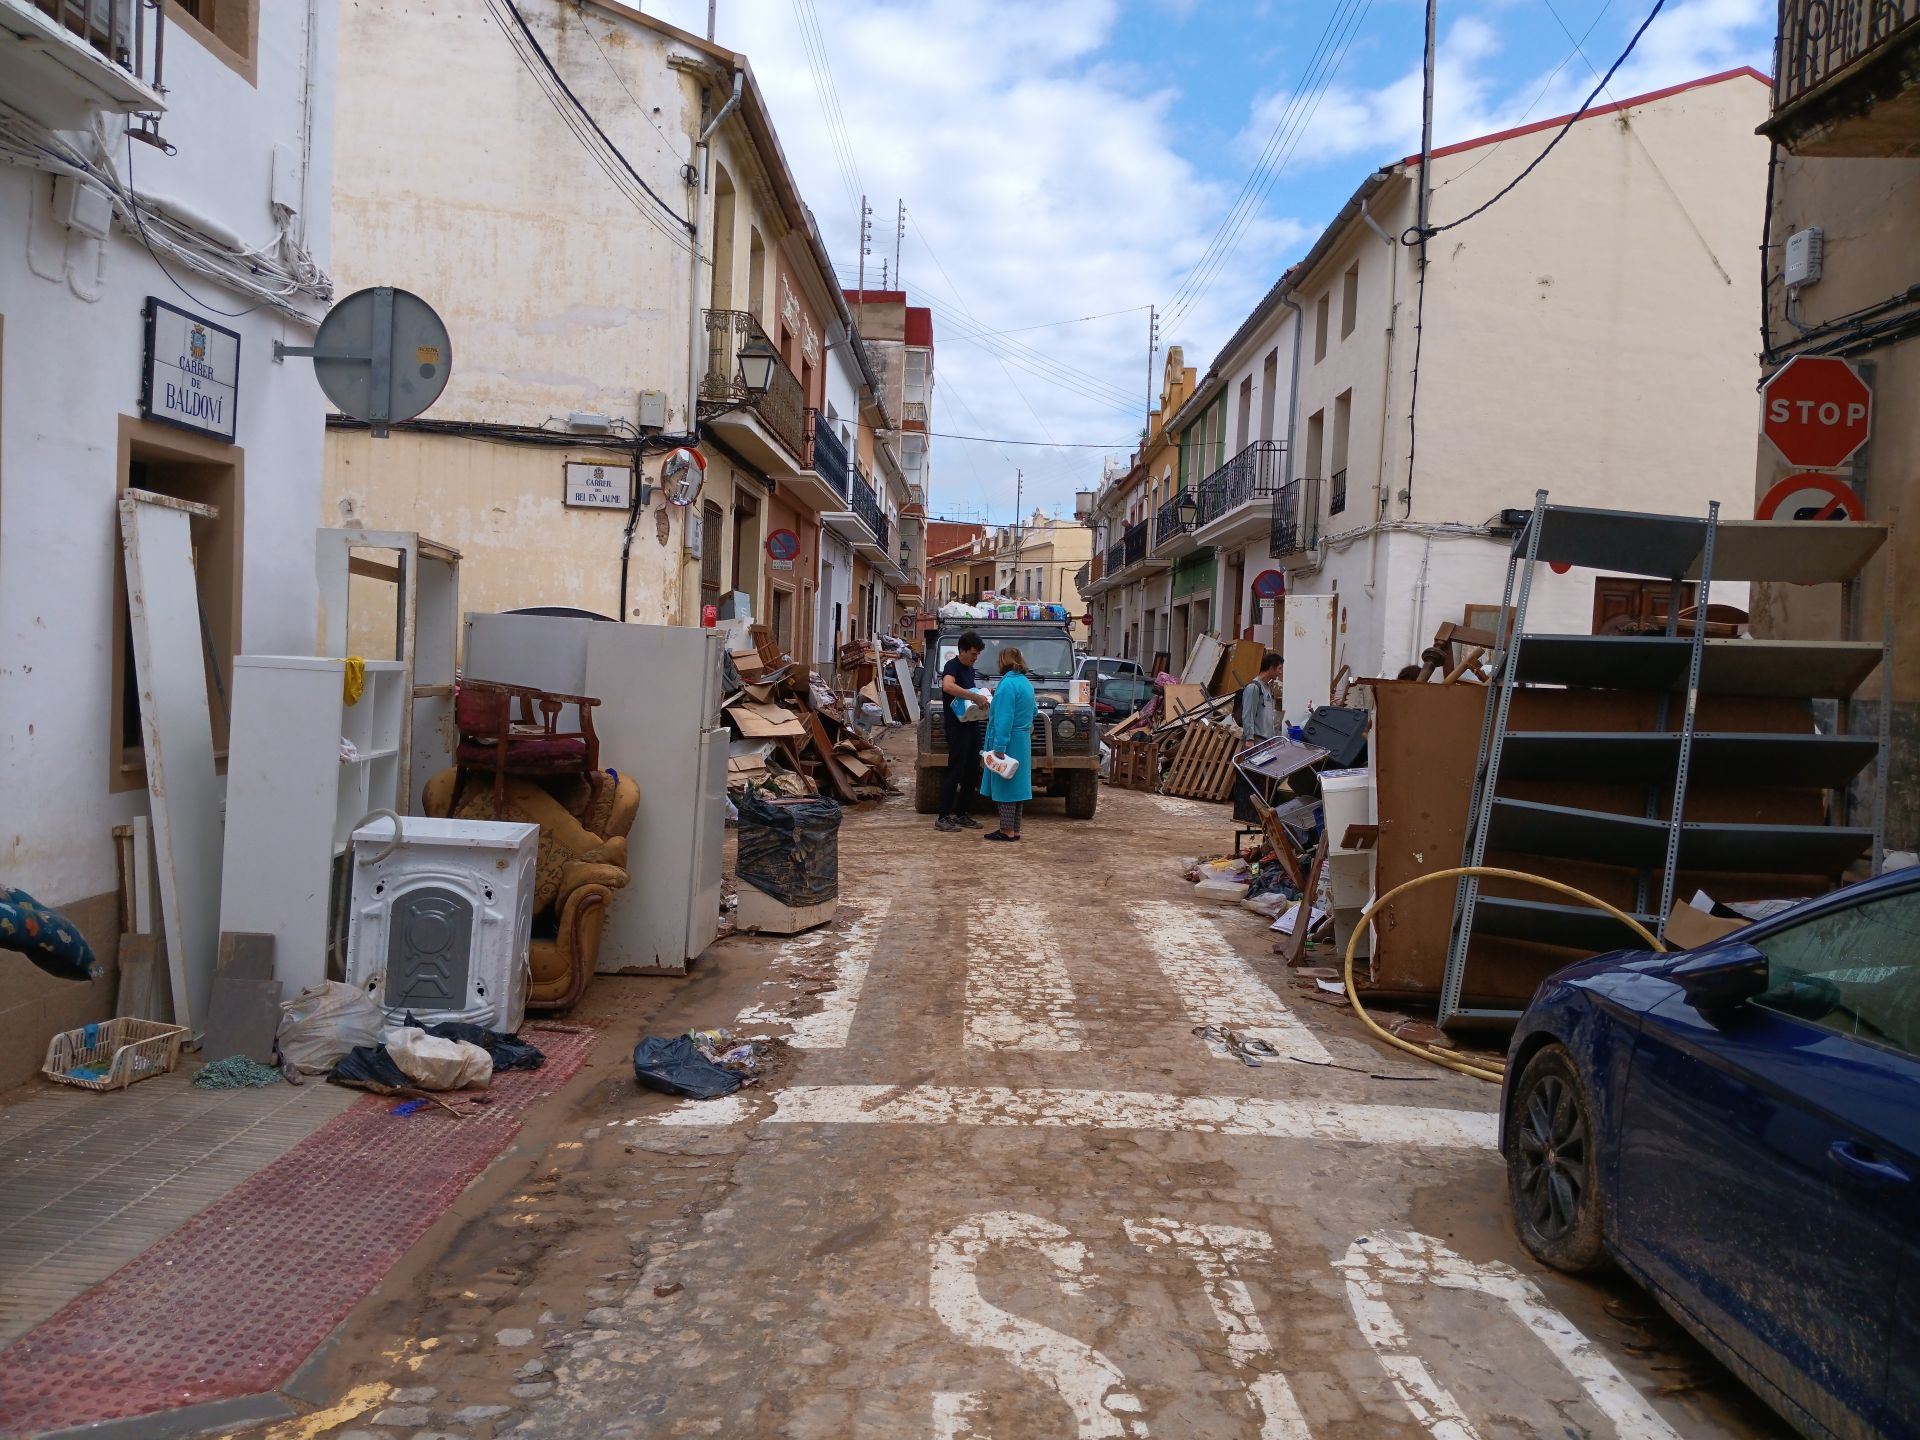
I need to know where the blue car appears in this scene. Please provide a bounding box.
[1502,868,1920,1440]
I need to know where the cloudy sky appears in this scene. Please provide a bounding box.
[640,0,1774,523]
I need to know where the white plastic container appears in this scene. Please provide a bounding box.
[343,815,539,1033]
[1318,767,1373,849]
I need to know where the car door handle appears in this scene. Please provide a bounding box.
[1828,1140,1912,1189]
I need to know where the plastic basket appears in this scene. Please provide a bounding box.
[43,1018,188,1092]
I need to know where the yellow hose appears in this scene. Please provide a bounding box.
[1340,865,1666,1084]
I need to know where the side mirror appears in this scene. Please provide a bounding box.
[1662,941,1770,1010]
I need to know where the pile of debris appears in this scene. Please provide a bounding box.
[723,632,897,804]
[1105,633,1273,801]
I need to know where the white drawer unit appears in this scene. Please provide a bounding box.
[343,817,539,1033]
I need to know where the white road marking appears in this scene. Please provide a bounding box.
[931,1390,987,1439]
[966,905,1087,1051]
[1132,902,1332,1064]
[1124,1219,1311,1439]
[734,898,892,1048]
[1337,1231,1682,1440]
[628,1085,1496,1149]
[931,1212,1149,1439]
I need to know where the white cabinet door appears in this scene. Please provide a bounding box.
[685,726,727,959]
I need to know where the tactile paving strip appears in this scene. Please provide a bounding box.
[0,1028,594,1435]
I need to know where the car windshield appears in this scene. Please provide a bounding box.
[937,636,1076,679]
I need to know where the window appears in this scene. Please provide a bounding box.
[1329,390,1351,516]
[1754,888,1920,1058]
[700,499,724,595]
[1260,349,1278,441]
[166,0,258,83]
[905,348,930,406]
[1314,293,1330,363]
[1305,409,1325,483]
[1341,260,1360,339]
[1235,376,1253,453]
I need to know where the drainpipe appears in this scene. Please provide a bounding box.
[686,69,744,434]
[1278,294,1305,600]
[1358,192,1400,599]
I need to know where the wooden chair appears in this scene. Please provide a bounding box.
[454,680,602,817]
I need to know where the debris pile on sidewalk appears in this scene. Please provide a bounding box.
[633,1027,778,1100]
[724,635,898,804]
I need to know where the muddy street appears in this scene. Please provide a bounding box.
[249,766,1787,1440]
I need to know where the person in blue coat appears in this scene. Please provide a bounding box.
[980,646,1036,842]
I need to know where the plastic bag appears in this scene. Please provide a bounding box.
[384,1025,493,1090]
[633,1034,743,1099]
[331,1043,412,1091]
[401,1013,544,1072]
[278,981,385,1075]
[736,791,841,909]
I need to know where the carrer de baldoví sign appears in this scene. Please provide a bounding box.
[141,297,240,442]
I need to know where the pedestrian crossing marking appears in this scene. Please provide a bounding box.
[1132,901,1331,1064]
[965,906,1088,1052]
[734,898,891,1048]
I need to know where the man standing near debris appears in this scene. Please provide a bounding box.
[1232,652,1283,823]
[936,631,992,832]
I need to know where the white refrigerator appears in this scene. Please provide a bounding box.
[462,614,728,975]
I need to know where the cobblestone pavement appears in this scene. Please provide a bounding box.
[238,768,1787,1440]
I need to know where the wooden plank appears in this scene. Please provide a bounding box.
[347,554,404,584]
[122,492,225,1035]
[1164,684,1208,719]
[802,711,860,802]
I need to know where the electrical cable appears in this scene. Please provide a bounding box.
[118,132,268,318]
[1410,0,1668,242]
[1341,865,1666,1084]
[928,431,1133,448]
[574,3,690,162]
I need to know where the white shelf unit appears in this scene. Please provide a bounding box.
[220,656,407,995]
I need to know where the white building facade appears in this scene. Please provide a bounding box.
[0,0,339,1082]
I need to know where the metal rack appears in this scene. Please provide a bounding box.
[1439,492,1892,1026]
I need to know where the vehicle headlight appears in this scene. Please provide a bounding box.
[1057,718,1078,740]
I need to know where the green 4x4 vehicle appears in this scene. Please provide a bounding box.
[913,618,1101,820]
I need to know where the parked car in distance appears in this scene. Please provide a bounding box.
[1502,868,1920,1440]
[1093,675,1154,723]
[1074,655,1144,683]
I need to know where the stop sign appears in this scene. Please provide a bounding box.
[1762,356,1872,468]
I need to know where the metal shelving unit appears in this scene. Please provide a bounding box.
[1438,492,1892,1027]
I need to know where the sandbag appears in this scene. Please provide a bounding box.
[384,1025,492,1090]
[633,1034,742,1100]
[402,1013,544,1071]
[278,981,385,1075]
[735,791,841,909]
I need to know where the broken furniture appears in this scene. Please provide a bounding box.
[464,613,727,977]
[419,769,637,1012]
[454,679,603,817]
[1426,495,1890,1025]
[218,655,407,997]
[341,813,540,1031]
[316,529,462,813]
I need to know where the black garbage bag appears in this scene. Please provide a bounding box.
[736,790,842,908]
[633,1034,743,1100]
[401,1013,545,1071]
[331,1043,413,1091]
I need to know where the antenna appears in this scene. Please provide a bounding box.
[857,194,872,302]
[894,200,905,288]
[1145,304,1160,423]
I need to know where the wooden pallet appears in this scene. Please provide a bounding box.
[1162,725,1239,801]
[1109,737,1160,791]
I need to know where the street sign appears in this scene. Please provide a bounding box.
[1761,356,1871,468]
[1756,472,1865,523]
[141,298,240,442]
[766,528,800,562]
[1251,569,1286,600]
[562,461,631,509]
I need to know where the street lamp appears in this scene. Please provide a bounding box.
[735,333,779,395]
[1175,488,1200,528]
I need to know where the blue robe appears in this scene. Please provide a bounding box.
[981,670,1036,803]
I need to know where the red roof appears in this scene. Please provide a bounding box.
[1403,66,1770,168]
[844,289,907,305]
[905,307,934,348]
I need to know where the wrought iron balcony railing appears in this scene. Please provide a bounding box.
[1152,493,1192,552]
[1271,477,1323,559]
[700,310,807,461]
[1774,0,1920,112]
[1122,518,1149,568]
[1329,467,1348,517]
[1106,541,1124,578]
[803,410,851,500]
[852,466,889,552]
[1195,440,1285,527]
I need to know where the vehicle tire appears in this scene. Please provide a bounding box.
[1507,1044,1608,1273]
[913,767,942,815]
[1063,769,1098,820]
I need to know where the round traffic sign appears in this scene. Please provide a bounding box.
[1756,472,1865,523]
[1251,569,1286,600]
[1761,356,1872,469]
[310,287,451,428]
[765,528,801,562]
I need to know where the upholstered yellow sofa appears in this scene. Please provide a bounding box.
[422,767,640,1011]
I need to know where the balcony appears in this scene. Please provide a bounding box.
[803,410,851,502]
[902,400,929,426]
[1107,541,1124,577]
[1189,440,1286,550]
[1271,477,1324,561]
[1123,518,1149,568]
[1152,493,1197,559]
[700,310,811,485]
[1329,467,1348,517]
[1,0,166,130]
[1762,0,1920,156]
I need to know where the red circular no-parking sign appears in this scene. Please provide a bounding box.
[1756,472,1865,523]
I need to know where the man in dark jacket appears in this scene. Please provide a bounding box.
[937,632,992,832]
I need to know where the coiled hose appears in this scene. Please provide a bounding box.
[1340,865,1666,1084]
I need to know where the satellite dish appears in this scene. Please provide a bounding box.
[662,446,707,506]
[274,286,451,437]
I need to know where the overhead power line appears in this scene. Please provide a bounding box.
[930,431,1133,448]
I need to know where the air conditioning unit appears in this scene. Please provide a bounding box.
[343,816,539,1033]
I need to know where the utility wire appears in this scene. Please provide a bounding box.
[122,132,269,318]
[1439,0,1617,190]
[574,3,690,162]
[929,431,1133,447]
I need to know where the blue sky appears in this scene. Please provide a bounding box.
[642,0,1776,520]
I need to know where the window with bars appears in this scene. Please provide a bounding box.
[700,500,723,594]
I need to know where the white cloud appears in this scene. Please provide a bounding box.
[640,0,1310,520]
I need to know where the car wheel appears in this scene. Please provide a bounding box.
[913,767,942,815]
[1507,1044,1608,1273]
[1063,769,1098,819]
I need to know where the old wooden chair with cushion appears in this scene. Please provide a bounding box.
[454,680,602,817]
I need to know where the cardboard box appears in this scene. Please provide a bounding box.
[1662,902,1750,951]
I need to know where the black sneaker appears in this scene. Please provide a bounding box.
[955,814,982,829]
[935,816,960,832]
